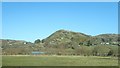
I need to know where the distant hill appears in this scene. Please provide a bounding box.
[43,29,91,49]
[1,39,34,55]
[1,29,119,56]
[42,30,118,48]
[92,34,119,45]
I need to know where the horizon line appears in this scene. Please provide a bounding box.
[1,29,119,42]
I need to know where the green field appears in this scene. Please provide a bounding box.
[2,55,118,66]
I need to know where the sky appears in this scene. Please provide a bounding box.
[2,2,118,42]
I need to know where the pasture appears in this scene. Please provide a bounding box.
[2,55,118,66]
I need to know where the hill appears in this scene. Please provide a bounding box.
[42,30,118,48]
[43,29,91,49]
[1,39,34,55]
[1,29,119,56]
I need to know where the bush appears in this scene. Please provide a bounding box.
[93,45,111,56]
[34,39,41,43]
[75,46,92,56]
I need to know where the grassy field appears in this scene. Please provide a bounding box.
[2,55,118,66]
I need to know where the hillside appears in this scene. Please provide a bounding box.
[42,30,118,48]
[43,29,91,49]
[1,39,34,55]
[1,29,119,56]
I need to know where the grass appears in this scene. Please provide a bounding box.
[2,55,118,66]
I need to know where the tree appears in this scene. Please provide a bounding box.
[41,39,45,43]
[34,39,41,44]
[108,46,118,57]
[86,40,92,46]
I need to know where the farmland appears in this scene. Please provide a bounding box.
[2,55,118,66]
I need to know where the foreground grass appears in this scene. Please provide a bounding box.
[2,55,118,66]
